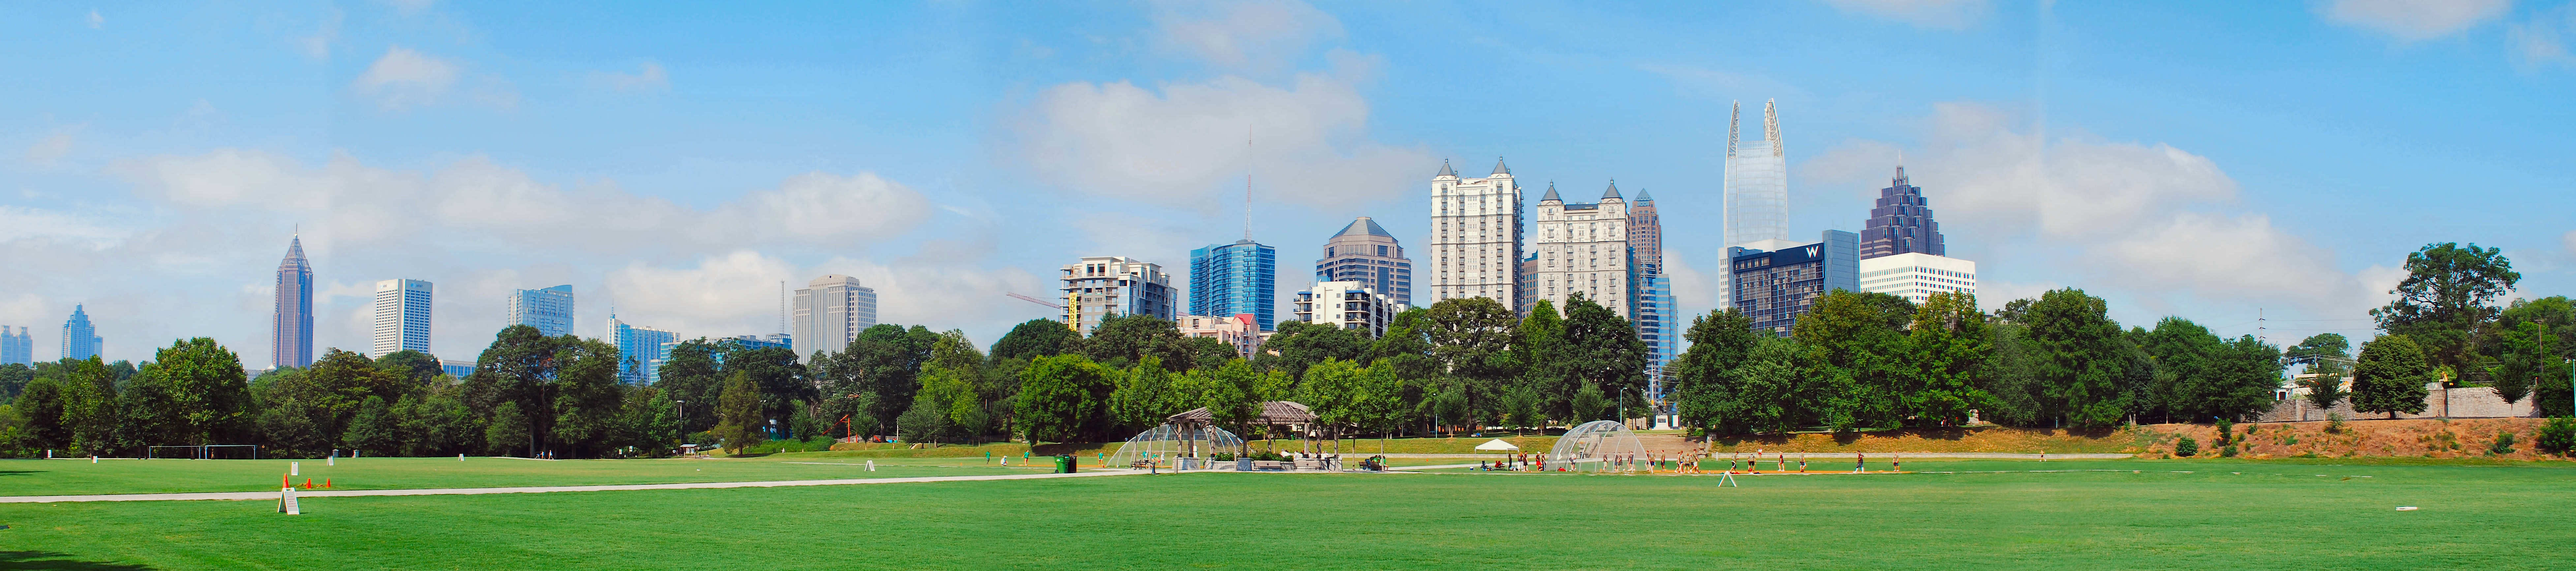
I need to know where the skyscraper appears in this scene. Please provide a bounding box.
[60,304,101,361]
[605,311,677,385]
[791,275,878,361]
[509,285,576,338]
[1729,230,1859,336]
[1859,165,1946,259]
[1627,190,1675,391]
[272,232,314,369]
[1060,256,1176,334]
[1428,159,1524,306]
[1190,240,1278,331]
[1532,181,1634,319]
[1315,217,1413,307]
[1,326,34,365]
[1721,100,1787,310]
[371,279,433,358]
[1724,100,1788,247]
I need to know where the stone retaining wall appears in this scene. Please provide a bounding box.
[2256,382,2536,422]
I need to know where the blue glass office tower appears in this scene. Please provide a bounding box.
[509,285,576,337]
[1190,240,1277,331]
[61,304,101,360]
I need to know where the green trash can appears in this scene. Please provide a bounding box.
[1055,455,1076,474]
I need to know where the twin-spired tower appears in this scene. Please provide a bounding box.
[1719,100,1787,308]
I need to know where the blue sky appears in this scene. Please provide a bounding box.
[4,0,2571,366]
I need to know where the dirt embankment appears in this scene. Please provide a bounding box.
[1695,418,2565,460]
[2135,417,2559,460]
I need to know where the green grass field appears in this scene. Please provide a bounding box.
[4,457,2571,569]
[0,456,1047,496]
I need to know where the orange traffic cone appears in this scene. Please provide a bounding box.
[301,478,314,490]
[282,473,291,488]
[322,478,332,489]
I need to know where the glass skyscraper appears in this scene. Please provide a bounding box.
[509,285,576,338]
[1721,100,1787,310]
[272,233,314,369]
[60,304,101,361]
[605,311,676,385]
[1315,217,1411,307]
[1860,165,1946,259]
[1191,240,1278,331]
[371,279,433,358]
[1,326,34,365]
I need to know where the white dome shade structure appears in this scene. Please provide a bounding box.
[1108,422,1245,468]
[1544,420,1647,472]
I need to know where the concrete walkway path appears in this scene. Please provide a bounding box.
[0,470,1144,503]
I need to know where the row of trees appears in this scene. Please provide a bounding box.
[5,243,2558,455]
[1669,288,2294,433]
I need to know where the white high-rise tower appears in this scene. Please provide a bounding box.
[371,279,433,358]
[1427,159,1524,308]
[1721,100,1788,309]
[1725,100,1788,247]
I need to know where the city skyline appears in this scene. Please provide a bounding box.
[6,1,2570,362]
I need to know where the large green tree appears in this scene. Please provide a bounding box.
[1418,297,1521,421]
[151,338,257,445]
[1253,320,1369,381]
[1561,293,1648,421]
[990,319,1082,362]
[2024,288,2129,429]
[373,350,446,385]
[711,372,765,452]
[1792,291,1913,431]
[1669,308,1759,432]
[1013,354,1118,444]
[1904,292,1992,427]
[1083,315,1189,371]
[2351,334,2433,419]
[2289,333,2353,412]
[2371,243,2519,372]
[652,339,726,434]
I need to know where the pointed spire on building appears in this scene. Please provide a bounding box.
[1602,179,1622,200]
[1539,182,1561,202]
[1726,101,1741,158]
[1491,157,1510,176]
[1635,189,1653,203]
[1763,99,1782,158]
[1893,150,1908,186]
[1435,159,1457,178]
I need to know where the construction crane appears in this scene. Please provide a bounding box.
[1006,293,1064,310]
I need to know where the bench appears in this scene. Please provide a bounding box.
[1293,458,1323,471]
[1252,460,1286,471]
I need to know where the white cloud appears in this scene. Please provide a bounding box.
[24,125,80,166]
[1818,0,1989,30]
[717,172,935,243]
[1011,52,1432,208]
[2562,229,2576,257]
[2508,3,2576,69]
[24,149,952,362]
[600,251,1047,344]
[590,61,669,92]
[302,7,343,59]
[1803,102,2377,317]
[1148,0,1344,71]
[2322,0,2512,41]
[354,46,461,110]
[109,149,932,252]
[0,206,127,245]
[87,9,102,29]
